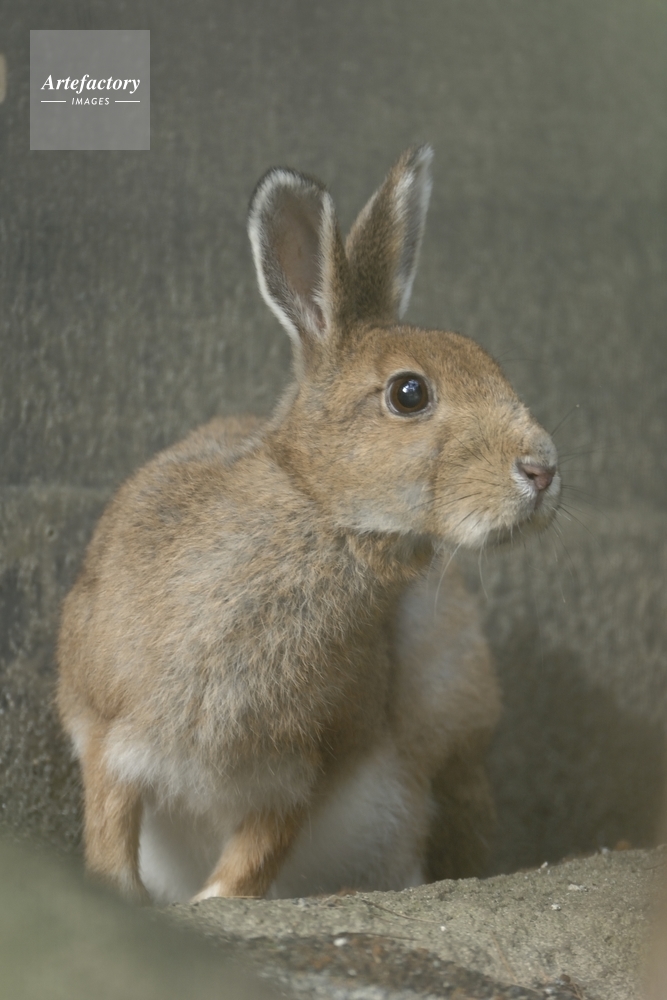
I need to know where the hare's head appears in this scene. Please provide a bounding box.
[249,147,559,549]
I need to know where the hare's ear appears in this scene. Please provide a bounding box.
[346,145,433,323]
[248,169,349,351]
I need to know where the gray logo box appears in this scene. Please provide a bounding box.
[31,30,150,150]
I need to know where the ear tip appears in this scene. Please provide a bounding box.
[248,167,328,227]
[407,143,434,174]
[248,167,301,226]
[414,142,434,161]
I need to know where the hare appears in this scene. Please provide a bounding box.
[57,146,560,903]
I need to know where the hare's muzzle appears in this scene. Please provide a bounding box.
[509,427,561,526]
[515,460,557,502]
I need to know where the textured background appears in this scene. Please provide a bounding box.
[1,0,666,870]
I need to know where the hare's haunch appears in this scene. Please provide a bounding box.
[57,147,559,902]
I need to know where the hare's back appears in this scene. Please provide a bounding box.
[76,413,269,579]
[159,415,265,466]
[57,414,274,710]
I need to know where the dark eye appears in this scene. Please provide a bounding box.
[387,374,430,415]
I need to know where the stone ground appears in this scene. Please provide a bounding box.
[4,835,662,1000]
[175,848,662,1000]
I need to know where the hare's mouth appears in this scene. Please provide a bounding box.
[493,505,559,547]
[489,483,561,548]
[443,474,561,550]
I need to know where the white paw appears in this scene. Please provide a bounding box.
[191,880,225,902]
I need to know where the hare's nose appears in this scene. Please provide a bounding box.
[516,460,555,493]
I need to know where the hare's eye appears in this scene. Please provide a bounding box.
[387,374,430,415]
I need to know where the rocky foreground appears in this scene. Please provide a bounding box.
[2,838,663,1000]
[176,848,658,1000]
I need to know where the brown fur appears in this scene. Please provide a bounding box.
[57,146,559,901]
[79,722,146,900]
[194,806,307,899]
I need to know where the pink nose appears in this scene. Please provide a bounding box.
[516,461,555,493]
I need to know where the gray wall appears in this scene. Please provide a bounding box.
[1,0,666,869]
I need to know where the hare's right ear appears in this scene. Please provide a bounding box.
[248,169,349,353]
[346,145,433,324]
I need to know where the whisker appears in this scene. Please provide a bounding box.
[560,485,600,499]
[557,503,595,538]
[477,544,489,601]
[550,403,580,438]
[491,353,552,369]
[452,508,483,531]
[557,447,619,462]
[550,521,577,587]
[409,490,489,516]
[433,543,463,618]
[559,486,611,521]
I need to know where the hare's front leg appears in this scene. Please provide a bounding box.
[426,743,496,880]
[78,726,147,900]
[193,807,305,900]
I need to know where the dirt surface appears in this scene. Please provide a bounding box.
[1,817,662,999]
[177,848,659,1000]
[206,932,582,1000]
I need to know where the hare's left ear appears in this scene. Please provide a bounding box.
[346,145,433,323]
[248,168,350,356]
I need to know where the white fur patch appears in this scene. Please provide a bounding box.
[511,460,539,502]
[395,145,433,319]
[346,481,430,535]
[269,742,427,898]
[66,715,90,758]
[192,880,226,902]
[104,728,318,903]
[448,511,492,548]
[248,169,303,344]
[139,801,228,903]
[104,732,216,814]
[393,562,500,755]
[248,169,336,346]
[134,741,427,902]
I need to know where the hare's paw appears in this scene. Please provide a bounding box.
[192,807,305,901]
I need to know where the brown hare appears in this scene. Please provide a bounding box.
[57,146,560,903]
